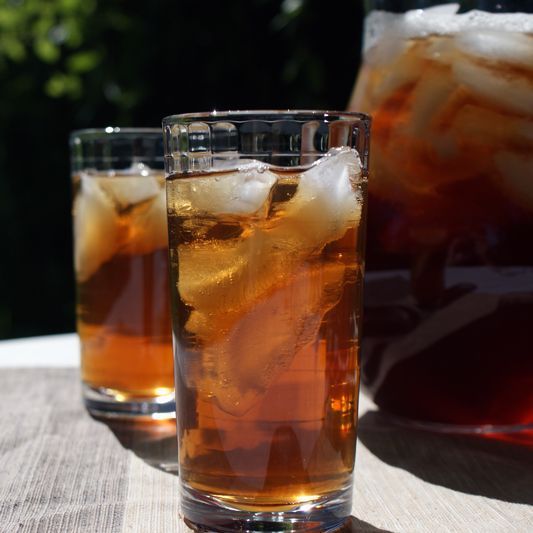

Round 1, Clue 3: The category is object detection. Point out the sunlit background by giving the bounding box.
[0,0,364,339]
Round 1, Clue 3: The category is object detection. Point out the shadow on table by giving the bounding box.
[93,417,392,532]
[357,410,533,505]
[96,416,180,475]
[337,517,393,533]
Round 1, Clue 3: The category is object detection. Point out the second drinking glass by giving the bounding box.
[70,128,174,419]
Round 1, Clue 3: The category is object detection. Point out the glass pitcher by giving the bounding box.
[349,1,533,435]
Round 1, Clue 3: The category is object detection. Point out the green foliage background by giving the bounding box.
[0,0,364,339]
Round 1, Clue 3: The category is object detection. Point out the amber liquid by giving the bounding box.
[73,172,173,398]
[167,161,365,508]
[78,249,173,397]
[350,31,533,428]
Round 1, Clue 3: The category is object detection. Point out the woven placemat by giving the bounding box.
[0,368,531,532]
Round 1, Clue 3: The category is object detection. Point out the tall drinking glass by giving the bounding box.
[163,111,370,531]
[70,128,174,419]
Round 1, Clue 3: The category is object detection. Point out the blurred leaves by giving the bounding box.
[0,0,100,101]
[0,0,363,339]
[34,38,60,63]
[0,0,362,110]
[67,50,101,73]
[0,0,365,116]
[45,71,81,97]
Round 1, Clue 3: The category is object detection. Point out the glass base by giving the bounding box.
[378,410,533,444]
[180,484,353,532]
[83,383,175,420]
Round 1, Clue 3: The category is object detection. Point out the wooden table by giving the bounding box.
[0,334,531,532]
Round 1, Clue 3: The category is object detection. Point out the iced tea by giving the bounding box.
[350,5,533,428]
[165,109,369,530]
[72,165,173,411]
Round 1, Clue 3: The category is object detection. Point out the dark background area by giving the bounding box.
[0,0,364,340]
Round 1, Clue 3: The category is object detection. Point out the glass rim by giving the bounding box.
[162,109,371,125]
[69,127,162,141]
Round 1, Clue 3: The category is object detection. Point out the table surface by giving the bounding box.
[0,334,531,533]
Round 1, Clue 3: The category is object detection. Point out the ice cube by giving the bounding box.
[363,10,404,55]
[494,151,533,211]
[371,41,426,104]
[451,105,533,149]
[406,66,457,136]
[177,163,277,217]
[277,148,363,247]
[368,4,533,43]
[452,55,533,117]
[73,174,119,282]
[98,174,161,210]
[199,261,347,416]
[363,4,459,54]
[422,34,457,65]
[456,31,533,70]
[365,34,408,68]
[178,148,363,323]
[178,232,268,319]
[402,3,461,37]
[122,187,168,255]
